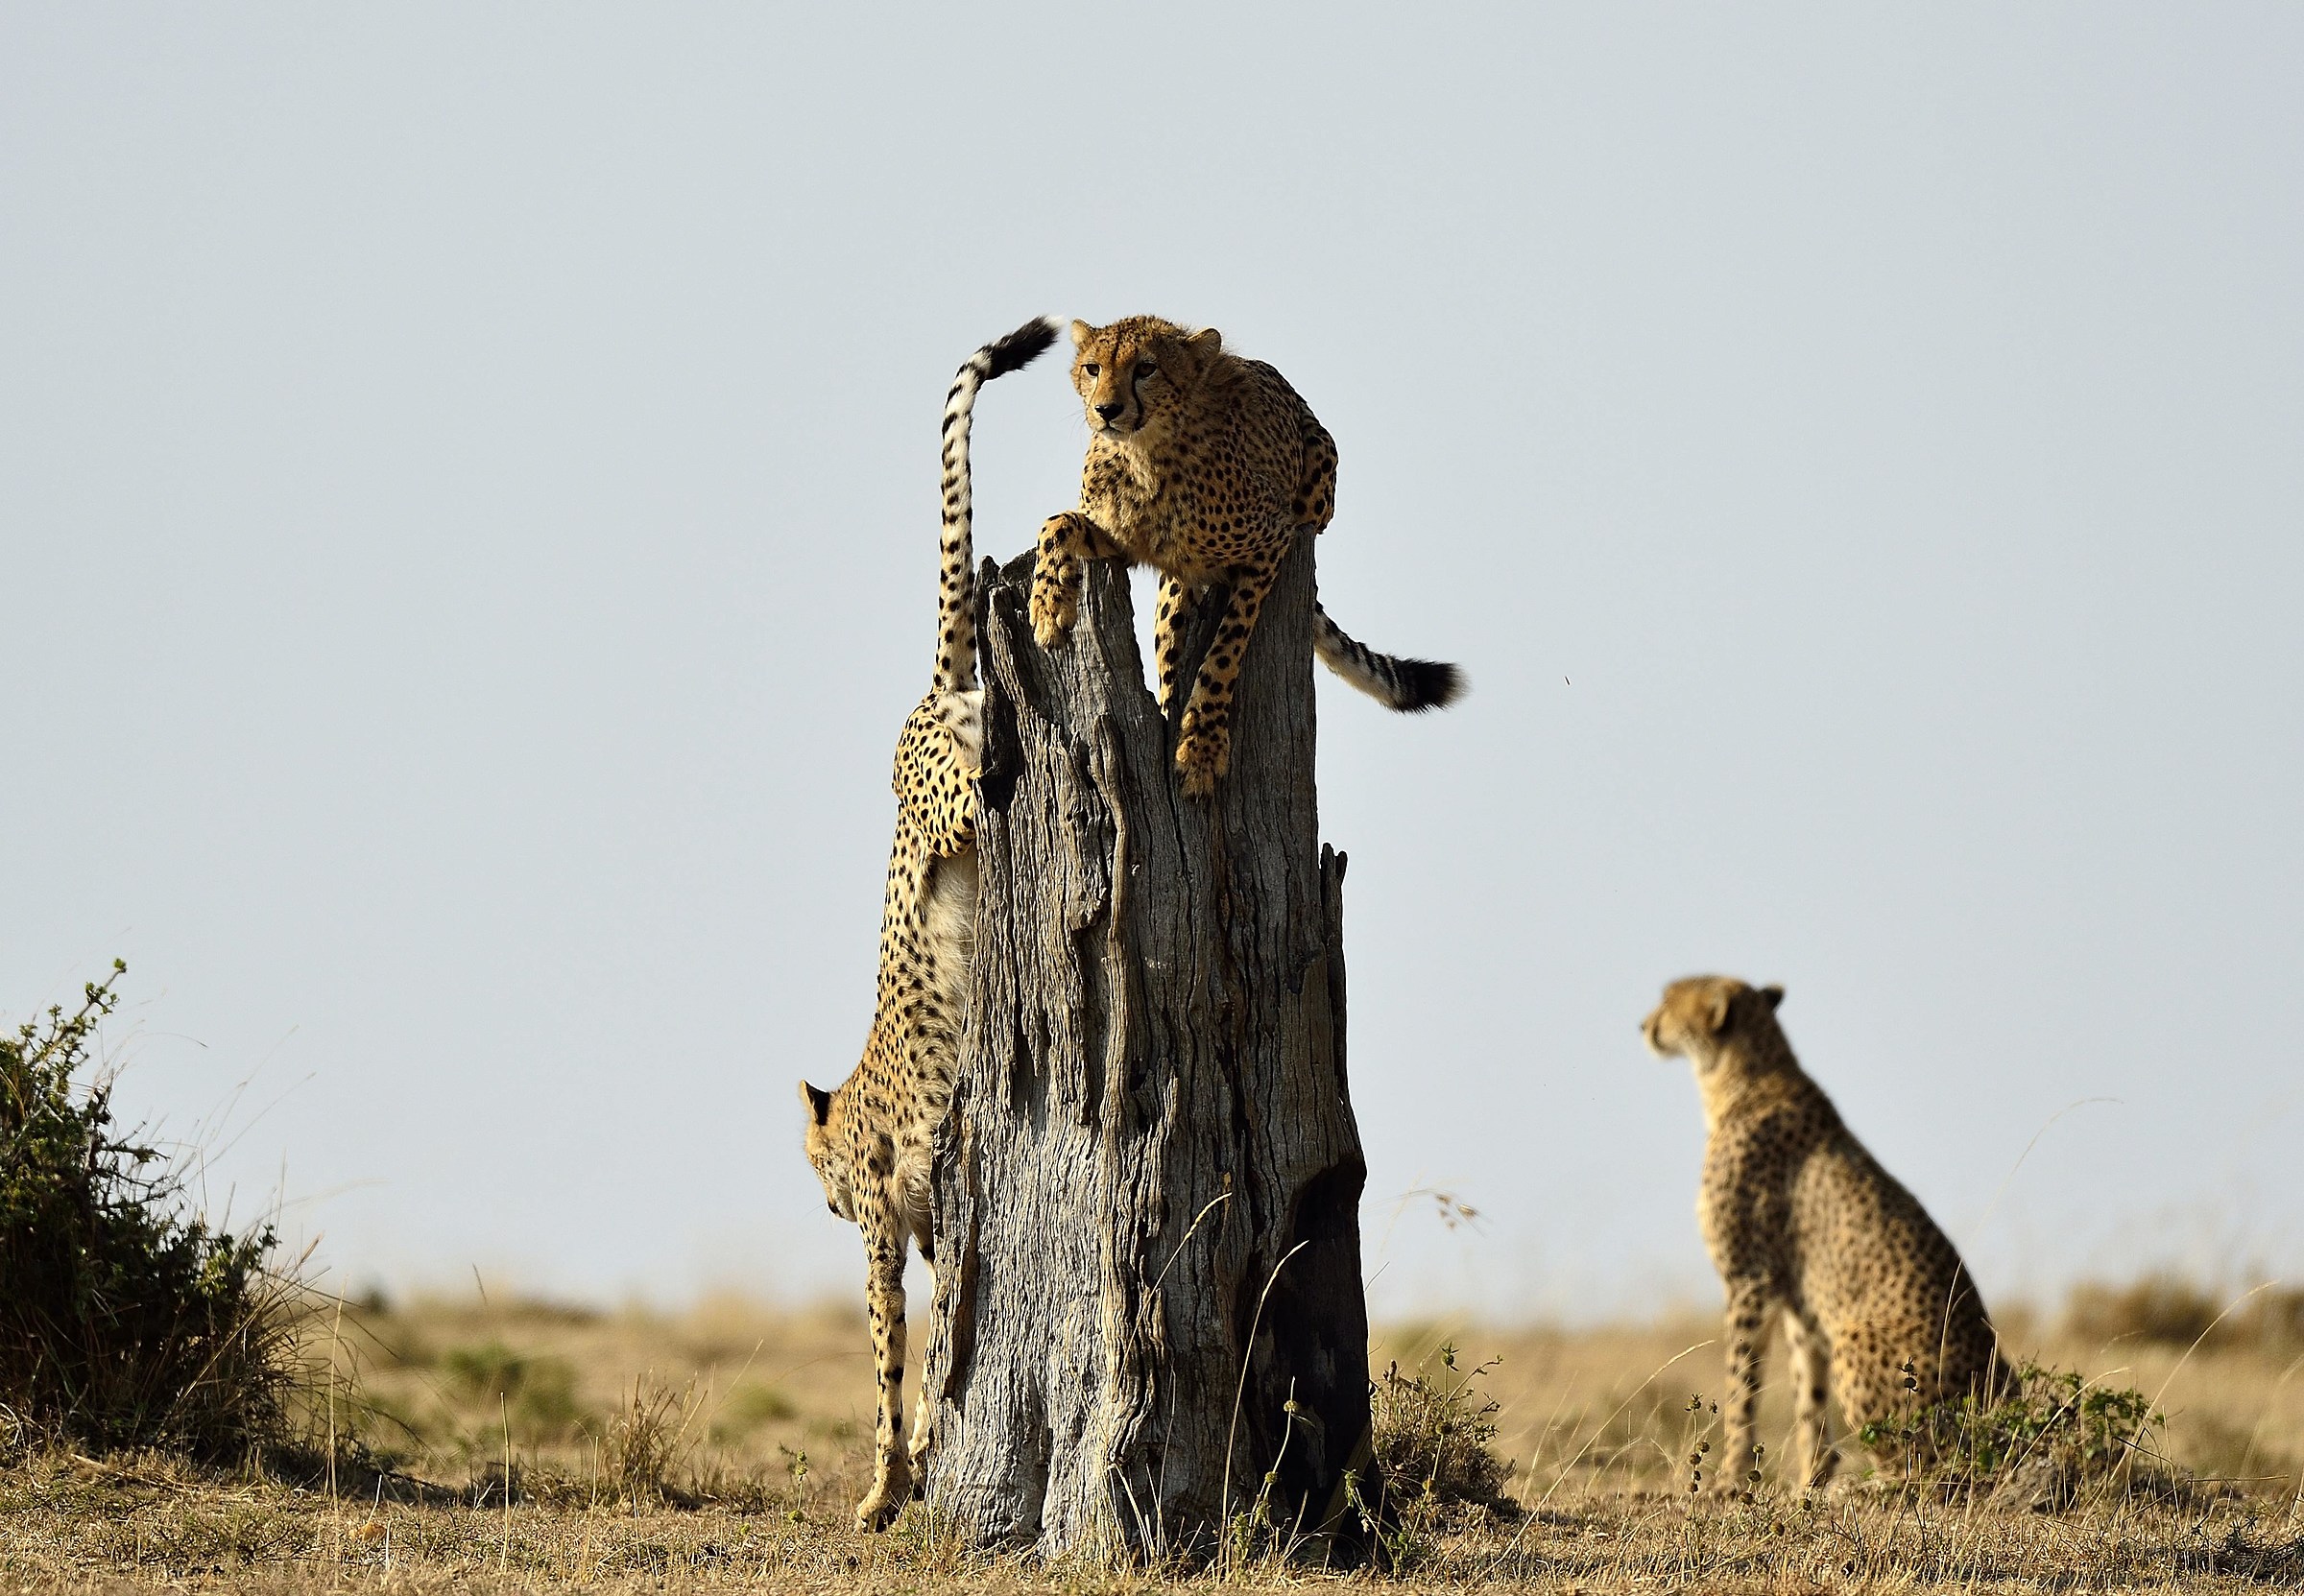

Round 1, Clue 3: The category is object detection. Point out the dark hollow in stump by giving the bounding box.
[920,538,1370,1563]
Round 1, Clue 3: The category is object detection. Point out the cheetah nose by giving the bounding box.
[1094,402,1124,423]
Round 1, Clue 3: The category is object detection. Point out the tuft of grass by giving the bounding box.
[0,964,300,1463]
[593,1375,701,1506]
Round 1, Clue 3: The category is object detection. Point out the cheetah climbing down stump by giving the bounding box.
[1029,316,1463,797]
[1642,976,2014,1491]
[798,315,1058,1531]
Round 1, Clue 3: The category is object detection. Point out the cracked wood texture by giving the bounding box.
[920,538,1370,1563]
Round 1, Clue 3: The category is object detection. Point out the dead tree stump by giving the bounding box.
[919,538,1370,1563]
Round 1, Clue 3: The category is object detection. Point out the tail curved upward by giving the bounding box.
[1312,605,1465,713]
[935,316,1063,693]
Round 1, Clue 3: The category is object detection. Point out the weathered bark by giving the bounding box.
[919,538,1369,1564]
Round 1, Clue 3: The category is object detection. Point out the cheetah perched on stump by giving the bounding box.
[1642,976,2013,1491]
[1029,315,1463,796]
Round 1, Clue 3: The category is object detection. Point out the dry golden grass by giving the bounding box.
[2,1290,2301,1593]
[1383,1302,2304,1504]
[321,1290,875,1505]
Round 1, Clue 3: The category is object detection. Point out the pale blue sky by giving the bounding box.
[4,5,2299,1322]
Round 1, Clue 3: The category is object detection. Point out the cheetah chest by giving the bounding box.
[1092,440,1284,586]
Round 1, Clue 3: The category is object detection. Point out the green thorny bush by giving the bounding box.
[1342,1343,1516,1565]
[0,963,296,1462]
[1859,1358,2188,1509]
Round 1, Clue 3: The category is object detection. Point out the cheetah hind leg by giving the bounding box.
[906,1378,934,1494]
[943,688,983,771]
[1784,1309,1838,1489]
[1151,573,1201,711]
[903,1200,937,1492]
[895,690,986,859]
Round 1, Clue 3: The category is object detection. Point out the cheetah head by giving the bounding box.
[798,1080,855,1223]
[1069,316,1223,440]
[1642,976,1785,1065]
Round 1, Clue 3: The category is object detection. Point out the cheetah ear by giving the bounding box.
[1759,985,1786,1012]
[799,1080,832,1125]
[1188,326,1223,359]
[1698,989,1734,1036]
[1068,319,1093,348]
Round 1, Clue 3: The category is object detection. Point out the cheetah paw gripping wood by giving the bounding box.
[1030,316,1463,798]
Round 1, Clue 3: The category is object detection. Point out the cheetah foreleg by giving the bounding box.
[1715,1277,1775,1494]
[1173,551,1282,798]
[1029,512,1123,650]
[852,1196,913,1531]
[1784,1310,1837,1489]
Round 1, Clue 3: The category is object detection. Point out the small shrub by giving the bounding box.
[0,965,296,1462]
[442,1340,527,1398]
[1365,1344,1514,1529]
[1859,1360,2182,1508]
[2237,1287,2304,1355]
[712,1381,797,1440]
[443,1341,581,1437]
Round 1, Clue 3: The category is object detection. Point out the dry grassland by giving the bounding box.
[3,1291,2302,1593]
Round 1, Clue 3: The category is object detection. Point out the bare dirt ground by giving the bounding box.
[3,1292,2301,1593]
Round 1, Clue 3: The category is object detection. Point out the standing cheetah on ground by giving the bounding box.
[1029,316,1463,796]
[1642,976,2013,1490]
[798,316,1058,1531]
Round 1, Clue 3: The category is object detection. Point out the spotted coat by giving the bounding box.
[1029,316,1463,797]
[1643,976,2013,1491]
[799,317,1055,1531]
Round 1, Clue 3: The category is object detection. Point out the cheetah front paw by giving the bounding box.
[853,1452,912,1532]
[1030,577,1079,650]
[1174,718,1230,798]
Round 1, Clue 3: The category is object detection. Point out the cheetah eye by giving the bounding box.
[1081,363,1100,377]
